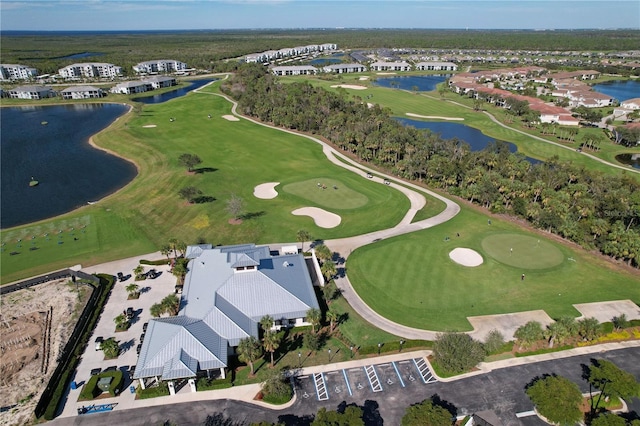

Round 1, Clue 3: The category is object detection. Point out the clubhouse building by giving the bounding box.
[132,243,320,394]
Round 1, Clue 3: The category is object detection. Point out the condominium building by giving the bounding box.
[0,64,38,81]
[133,60,187,74]
[58,63,123,79]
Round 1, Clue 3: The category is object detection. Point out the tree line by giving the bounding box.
[221,64,640,267]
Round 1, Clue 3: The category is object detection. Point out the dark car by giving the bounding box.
[95,336,104,351]
[128,366,136,380]
[142,322,148,332]
[90,368,102,376]
[104,365,117,372]
[117,272,124,282]
[140,333,145,343]
[147,269,157,279]
[136,343,142,355]
[126,307,134,319]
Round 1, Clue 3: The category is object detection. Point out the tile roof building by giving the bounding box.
[133,244,320,393]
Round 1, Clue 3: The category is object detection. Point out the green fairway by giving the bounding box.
[1,82,409,283]
[481,233,564,269]
[282,178,369,209]
[347,208,640,331]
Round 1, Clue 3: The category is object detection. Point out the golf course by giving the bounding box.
[2,72,639,335]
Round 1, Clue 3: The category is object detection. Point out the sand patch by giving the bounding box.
[142,124,157,128]
[377,72,397,75]
[254,182,280,199]
[406,113,464,121]
[330,84,367,90]
[292,207,341,228]
[222,115,240,121]
[359,76,369,81]
[449,248,483,267]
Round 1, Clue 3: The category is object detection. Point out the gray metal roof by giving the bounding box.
[61,86,102,93]
[185,244,212,259]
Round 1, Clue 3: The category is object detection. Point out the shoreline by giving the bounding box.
[0,102,139,231]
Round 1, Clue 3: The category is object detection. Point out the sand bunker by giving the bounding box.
[406,113,464,121]
[254,182,280,199]
[330,84,367,90]
[292,207,341,228]
[222,115,240,121]
[377,72,397,75]
[142,124,157,128]
[359,76,369,81]
[449,248,483,267]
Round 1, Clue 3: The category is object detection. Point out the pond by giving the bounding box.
[591,80,640,102]
[55,52,105,60]
[396,118,540,164]
[133,78,215,104]
[373,75,449,92]
[0,104,136,229]
[615,153,640,169]
[309,58,342,66]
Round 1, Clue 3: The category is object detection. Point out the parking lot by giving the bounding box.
[60,253,175,416]
[294,356,437,403]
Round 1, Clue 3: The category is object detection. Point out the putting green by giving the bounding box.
[481,233,564,269]
[282,178,369,209]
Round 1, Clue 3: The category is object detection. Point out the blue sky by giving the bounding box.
[1,1,638,32]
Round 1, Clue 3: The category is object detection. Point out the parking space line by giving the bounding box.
[364,365,383,392]
[391,361,405,388]
[413,357,437,384]
[314,372,329,401]
[342,369,353,396]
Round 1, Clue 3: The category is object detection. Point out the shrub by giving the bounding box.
[483,329,506,354]
[136,382,170,399]
[196,375,232,391]
[433,332,485,375]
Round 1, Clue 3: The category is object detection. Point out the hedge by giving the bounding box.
[196,375,233,391]
[515,345,573,357]
[139,259,170,266]
[78,371,124,400]
[136,382,170,399]
[37,274,115,420]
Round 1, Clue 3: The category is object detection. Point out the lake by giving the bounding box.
[591,80,640,102]
[0,104,136,229]
[133,78,214,104]
[373,75,449,92]
[396,118,539,163]
[615,153,640,169]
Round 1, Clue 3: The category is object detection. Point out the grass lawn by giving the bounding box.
[347,208,640,331]
[1,82,408,284]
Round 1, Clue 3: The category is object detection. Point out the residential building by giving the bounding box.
[414,61,458,71]
[369,61,412,72]
[271,65,318,76]
[8,85,56,99]
[60,85,106,99]
[143,76,177,89]
[133,60,187,74]
[58,63,123,79]
[621,98,640,110]
[110,81,152,95]
[0,64,38,81]
[323,63,367,74]
[133,243,320,394]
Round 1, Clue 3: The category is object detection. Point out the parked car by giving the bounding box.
[142,322,148,332]
[140,333,145,343]
[147,269,157,279]
[90,368,102,376]
[95,336,103,351]
[384,179,391,185]
[128,366,136,380]
[366,173,373,178]
[126,307,134,319]
[104,365,117,372]
[117,272,124,282]
[136,343,142,355]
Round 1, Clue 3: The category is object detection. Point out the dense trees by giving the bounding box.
[526,375,583,425]
[237,336,262,376]
[433,332,485,375]
[401,399,453,426]
[222,67,640,268]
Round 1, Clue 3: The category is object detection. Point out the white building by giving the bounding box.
[133,60,187,74]
[60,85,105,99]
[8,85,56,99]
[414,61,458,71]
[0,64,38,81]
[110,81,152,95]
[58,63,123,79]
[323,63,367,74]
[132,244,320,394]
[271,65,318,76]
[142,76,177,89]
[369,61,412,72]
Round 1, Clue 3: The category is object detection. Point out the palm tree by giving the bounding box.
[320,261,337,282]
[162,294,180,316]
[125,283,140,299]
[160,245,172,261]
[172,262,187,285]
[296,229,311,252]
[260,315,274,335]
[133,265,144,280]
[114,314,129,331]
[101,337,120,359]
[237,336,262,376]
[262,331,281,368]
[306,308,321,334]
[313,243,332,262]
[150,302,164,318]
[326,308,339,333]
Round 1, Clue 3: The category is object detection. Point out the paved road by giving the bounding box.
[51,346,640,426]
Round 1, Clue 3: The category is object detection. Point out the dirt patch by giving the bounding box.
[0,279,88,426]
[228,218,243,225]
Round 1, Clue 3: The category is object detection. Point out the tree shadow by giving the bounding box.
[240,211,265,220]
[277,413,313,426]
[193,196,216,204]
[431,393,458,418]
[193,167,218,174]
